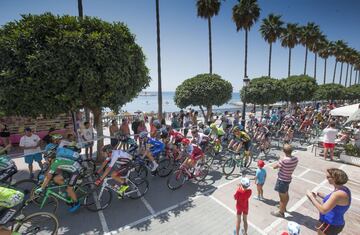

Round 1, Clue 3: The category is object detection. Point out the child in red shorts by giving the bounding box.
[234,177,252,235]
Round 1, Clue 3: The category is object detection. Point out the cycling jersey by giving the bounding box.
[234,131,251,142]
[144,137,165,157]
[0,186,24,209]
[192,133,209,145]
[189,145,203,161]
[106,150,132,168]
[170,130,185,144]
[56,147,80,161]
[211,127,225,138]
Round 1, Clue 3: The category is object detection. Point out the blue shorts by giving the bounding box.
[274,179,290,193]
[24,153,42,165]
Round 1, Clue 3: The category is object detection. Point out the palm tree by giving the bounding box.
[349,50,359,86]
[299,22,319,75]
[259,14,283,77]
[156,0,163,118]
[196,0,222,74]
[331,40,346,83]
[78,0,83,18]
[318,39,332,84]
[338,45,349,85]
[344,48,354,87]
[280,23,300,77]
[308,30,324,80]
[232,0,260,78]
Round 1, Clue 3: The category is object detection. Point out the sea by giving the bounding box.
[120,91,242,113]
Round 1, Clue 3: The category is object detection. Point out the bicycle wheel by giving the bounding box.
[241,152,253,169]
[129,164,148,181]
[81,159,96,178]
[204,149,215,166]
[157,158,173,177]
[14,212,59,235]
[84,184,112,212]
[194,163,210,182]
[222,157,236,176]
[13,179,37,200]
[127,178,149,199]
[22,195,59,215]
[167,170,186,190]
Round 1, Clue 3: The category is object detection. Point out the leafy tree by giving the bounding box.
[259,14,283,77]
[232,0,260,78]
[314,84,345,102]
[346,84,360,101]
[196,0,222,74]
[281,75,318,104]
[174,74,232,123]
[240,76,281,116]
[280,23,300,77]
[0,13,150,156]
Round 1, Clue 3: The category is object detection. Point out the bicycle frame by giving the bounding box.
[98,176,138,199]
[40,184,87,209]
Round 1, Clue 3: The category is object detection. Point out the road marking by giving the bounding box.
[93,191,110,233]
[141,197,156,215]
[209,195,267,235]
[264,164,345,234]
[296,168,311,178]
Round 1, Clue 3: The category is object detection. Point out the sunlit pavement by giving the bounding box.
[11,137,360,235]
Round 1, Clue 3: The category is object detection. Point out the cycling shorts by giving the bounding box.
[243,141,251,151]
[113,165,131,177]
[0,166,17,182]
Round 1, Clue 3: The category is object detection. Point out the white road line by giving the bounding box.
[209,195,267,235]
[93,192,110,233]
[141,197,156,215]
[296,168,311,178]
[264,164,345,234]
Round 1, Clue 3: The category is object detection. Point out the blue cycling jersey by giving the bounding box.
[56,147,79,161]
[145,138,165,155]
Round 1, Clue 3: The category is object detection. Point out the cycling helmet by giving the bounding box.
[232,126,240,132]
[240,177,250,188]
[287,222,300,235]
[51,134,63,140]
[257,160,265,168]
[238,124,244,131]
[153,120,161,129]
[203,127,211,135]
[139,131,148,139]
[181,138,190,145]
[160,128,168,139]
[198,122,204,129]
[210,123,217,129]
[102,144,113,153]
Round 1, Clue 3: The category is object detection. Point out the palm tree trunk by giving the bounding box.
[314,53,317,80]
[244,29,248,78]
[78,0,83,18]
[208,17,213,74]
[288,48,292,77]
[304,47,308,75]
[156,0,163,119]
[323,58,327,84]
[268,43,272,77]
[349,65,353,86]
[345,63,349,87]
[339,62,344,85]
[332,61,337,83]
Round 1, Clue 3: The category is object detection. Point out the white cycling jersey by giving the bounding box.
[106,150,132,168]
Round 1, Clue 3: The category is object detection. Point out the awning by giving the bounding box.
[330,103,360,117]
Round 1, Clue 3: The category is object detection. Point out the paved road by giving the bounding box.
[11,135,360,235]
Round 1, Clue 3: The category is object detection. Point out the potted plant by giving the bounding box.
[340,144,360,166]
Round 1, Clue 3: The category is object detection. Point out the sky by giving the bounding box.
[1,0,359,91]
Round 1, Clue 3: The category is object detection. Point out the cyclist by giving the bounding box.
[190,128,209,151]
[179,138,204,176]
[209,123,225,152]
[228,126,251,155]
[36,146,83,212]
[254,121,271,150]
[298,117,312,133]
[95,145,133,197]
[0,186,24,235]
[138,131,165,173]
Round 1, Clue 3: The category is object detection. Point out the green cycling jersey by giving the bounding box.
[49,158,81,174]
[211,127,225,137]
[0,186,23,209]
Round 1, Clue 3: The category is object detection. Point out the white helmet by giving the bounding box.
[240,177,250,188]
[288,222,300,235]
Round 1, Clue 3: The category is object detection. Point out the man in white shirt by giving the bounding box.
[81,121,94,159]
[322,122,338,161]
[19,127,43,178]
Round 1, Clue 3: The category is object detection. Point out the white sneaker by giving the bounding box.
[151,162,158,171]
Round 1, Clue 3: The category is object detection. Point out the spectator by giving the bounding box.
[281,221,301,235]
[254,160,266,200]
[81,121,94,159]
[109,120,119,148]
[183,112,191,137]
[119,118,130,150]
[234,177,252,235]
[179,110,185,128]
[322,122,338,161]
[0,122,11,152]
[19,127,43,179]
[234,110,241,126]
[171,113,180,131]
[42,127,56,145]
[64,123,76,138]
[0,144,11,155]
[192,111,198,127]
[307,168,351,235]
[271,144,298,218]
[353,124,360,148]
[131,117,140,143]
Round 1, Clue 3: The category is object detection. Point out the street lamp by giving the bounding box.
[241,76,250,127]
